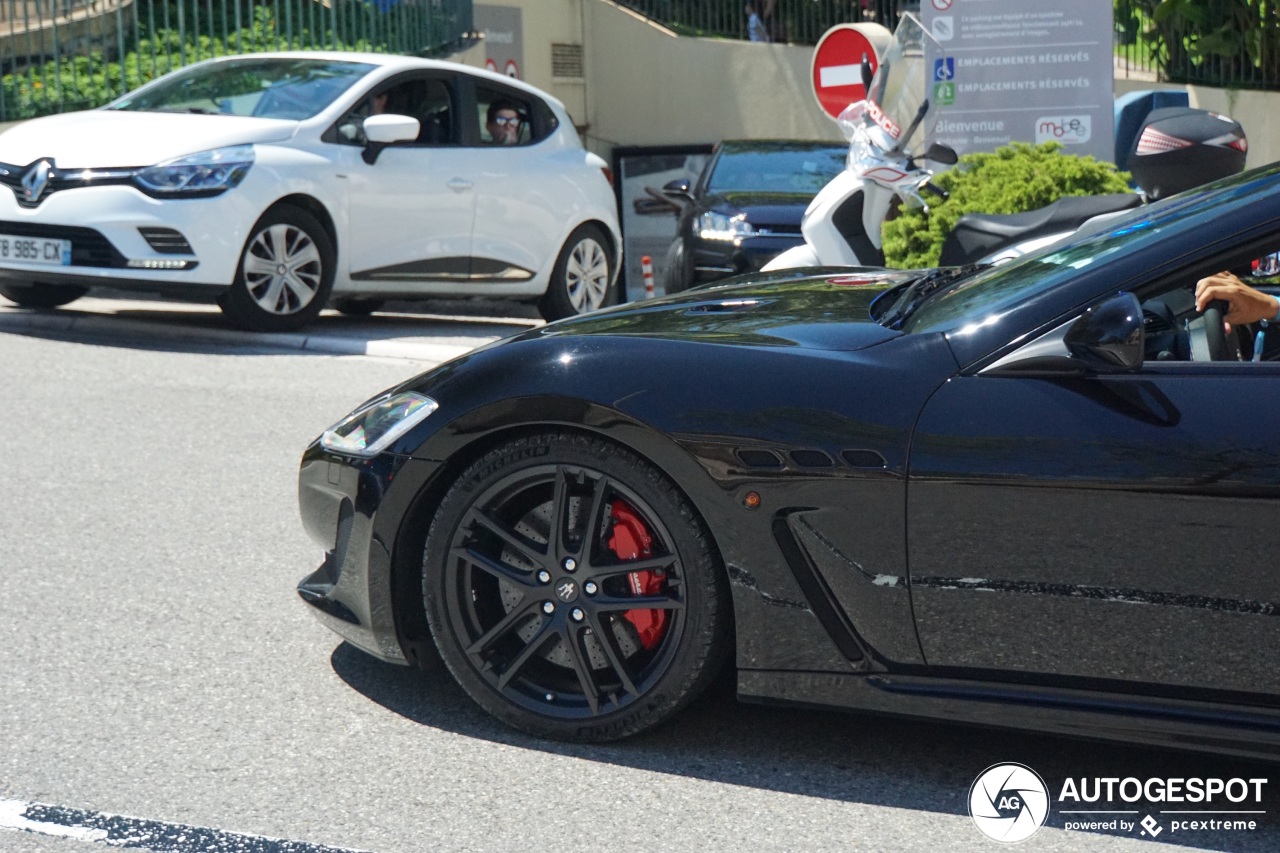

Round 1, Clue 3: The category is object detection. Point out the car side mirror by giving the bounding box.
[361,114,421,164]
[661,178,693,200]
[983,292,1145,376]
[925,142,958,165]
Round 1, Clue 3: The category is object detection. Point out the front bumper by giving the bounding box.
[297,444,441,665]
[0,180,263,289]
[692,233,804,284]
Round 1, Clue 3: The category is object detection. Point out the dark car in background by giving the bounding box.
[659,139,845,293]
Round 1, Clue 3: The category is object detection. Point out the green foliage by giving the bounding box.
[1117,0,1280,88]
[0,1,445,120]
[881,142,1132,269]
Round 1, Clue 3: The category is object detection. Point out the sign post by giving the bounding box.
[810,24,892,120]
[920,0,1115,161]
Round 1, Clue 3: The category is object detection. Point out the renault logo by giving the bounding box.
[21,159,53,203]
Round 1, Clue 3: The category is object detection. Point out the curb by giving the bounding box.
[0,308,478,364]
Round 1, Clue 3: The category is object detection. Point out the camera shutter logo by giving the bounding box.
[969,763,1050,843]
[21,159,53,203]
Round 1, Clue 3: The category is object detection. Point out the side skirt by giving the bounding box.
[738,670,1280,761]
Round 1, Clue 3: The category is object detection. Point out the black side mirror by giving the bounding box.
[983,292,1145,376]
[661,178,693,200]
[861,54,874,90]
[1065,292,1145,372]
[925,142,958,165]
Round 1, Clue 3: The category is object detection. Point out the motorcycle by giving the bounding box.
[766,12,1249,274]
[939,106,1248,267]
[763,12,955,272]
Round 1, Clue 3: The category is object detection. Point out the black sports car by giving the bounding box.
[660,139,846,293]
[299,164,1280,755]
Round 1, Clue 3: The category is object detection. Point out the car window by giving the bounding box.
[706,146,846,194]
[901,167,1280,335]
[335,77,454,146]
[109,58,376,119]
[473,87,539,147]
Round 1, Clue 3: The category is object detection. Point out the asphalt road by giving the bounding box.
[1,313,1277,853]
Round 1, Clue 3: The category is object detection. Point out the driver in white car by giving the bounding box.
[1195,272,1280,324]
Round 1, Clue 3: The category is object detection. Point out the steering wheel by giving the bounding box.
[1200,299,1242,361]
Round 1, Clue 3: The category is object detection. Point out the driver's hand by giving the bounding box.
[1194,271,1280,324]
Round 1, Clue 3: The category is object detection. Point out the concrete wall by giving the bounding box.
[464,0,1280,168]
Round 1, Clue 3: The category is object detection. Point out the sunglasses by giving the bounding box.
[491,115,521,126]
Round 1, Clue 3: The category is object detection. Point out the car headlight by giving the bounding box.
[698,211,756,242]
[134,144,255,196]
[320,392,438,457]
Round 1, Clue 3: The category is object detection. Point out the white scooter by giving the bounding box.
[764,12,955,272]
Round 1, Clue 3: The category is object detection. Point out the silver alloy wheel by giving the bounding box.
[242,223,323,316]
[564,237,610,314]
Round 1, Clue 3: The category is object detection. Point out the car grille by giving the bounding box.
[0,220,126,267]
[0,162,136,208]
[138,227,193,255]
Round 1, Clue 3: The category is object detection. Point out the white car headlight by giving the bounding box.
[134,144,255,196]
[698,211,756,242]
[320,392,438,457]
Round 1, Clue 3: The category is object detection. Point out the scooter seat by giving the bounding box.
[939,194,1143,266]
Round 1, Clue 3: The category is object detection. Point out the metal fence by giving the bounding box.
[615,0,912,45]
[1112,1,1280,91]
[0,0,473,121]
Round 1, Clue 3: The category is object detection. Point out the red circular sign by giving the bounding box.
[811,25,884,120]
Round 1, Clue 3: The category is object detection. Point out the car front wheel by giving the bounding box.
[424,432,731,741]
[538,225,614,321]
[220,206,335,332]
[0,283,88,308]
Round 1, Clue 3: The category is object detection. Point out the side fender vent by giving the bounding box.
[736,448,784,468]
[841,449,887,469]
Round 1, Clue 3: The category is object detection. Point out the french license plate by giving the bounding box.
[0,234,71,265]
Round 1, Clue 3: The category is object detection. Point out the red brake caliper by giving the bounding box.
[606,500,668,650]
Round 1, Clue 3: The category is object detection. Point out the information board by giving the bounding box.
[920,0,1115,162]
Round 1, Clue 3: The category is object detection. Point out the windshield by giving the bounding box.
[864,12,940,158]
[109,58,376,120]
[900,165,1280,334]
[707,144,847,194]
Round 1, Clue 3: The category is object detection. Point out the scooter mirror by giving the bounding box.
[925,143,958,165]
[861,54,874,90]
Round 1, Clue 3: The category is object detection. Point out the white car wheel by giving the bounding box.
[540,225,614,321]
[221,206,335,332]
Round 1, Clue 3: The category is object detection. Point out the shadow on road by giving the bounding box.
[331,642,1279,851]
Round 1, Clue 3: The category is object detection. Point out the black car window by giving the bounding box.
[706,146,846,194]
[334,76,454,146]
[473,86,545,147]
[901,168,1280,335]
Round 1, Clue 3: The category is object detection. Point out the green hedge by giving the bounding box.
[882,142,1132,269]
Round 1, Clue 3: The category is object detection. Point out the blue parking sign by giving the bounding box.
[934,57,954,81]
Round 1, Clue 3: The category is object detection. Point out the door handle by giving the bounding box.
[448,178,474,192]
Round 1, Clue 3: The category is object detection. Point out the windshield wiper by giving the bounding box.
[873,263,990,329]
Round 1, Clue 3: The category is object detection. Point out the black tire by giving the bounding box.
[661,238,690,295]
[424,432,731,742]
[333,297,385,316]
[0,283,88,309]
[220,205,335,332]
[538,224,615,321]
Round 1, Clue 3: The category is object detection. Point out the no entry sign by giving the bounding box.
[810,23,892,120]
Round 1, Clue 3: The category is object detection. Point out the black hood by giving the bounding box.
[527,269,914,351]
[707,190,814,228]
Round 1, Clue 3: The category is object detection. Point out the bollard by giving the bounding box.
[641,255,655,299]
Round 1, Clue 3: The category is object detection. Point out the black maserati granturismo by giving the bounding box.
[298,163,1280,757]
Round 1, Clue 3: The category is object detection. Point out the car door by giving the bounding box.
[338,73,476,284]
[461,82,572,281]
[906,310,1280,699]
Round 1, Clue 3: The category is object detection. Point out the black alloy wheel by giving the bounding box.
[424,433,731,741]
[220,205,335,332]
[0,283,88,308]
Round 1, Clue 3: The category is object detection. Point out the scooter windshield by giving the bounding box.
[864,13,941,159]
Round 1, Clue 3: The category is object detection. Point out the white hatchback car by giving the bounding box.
[0,52,621,330]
